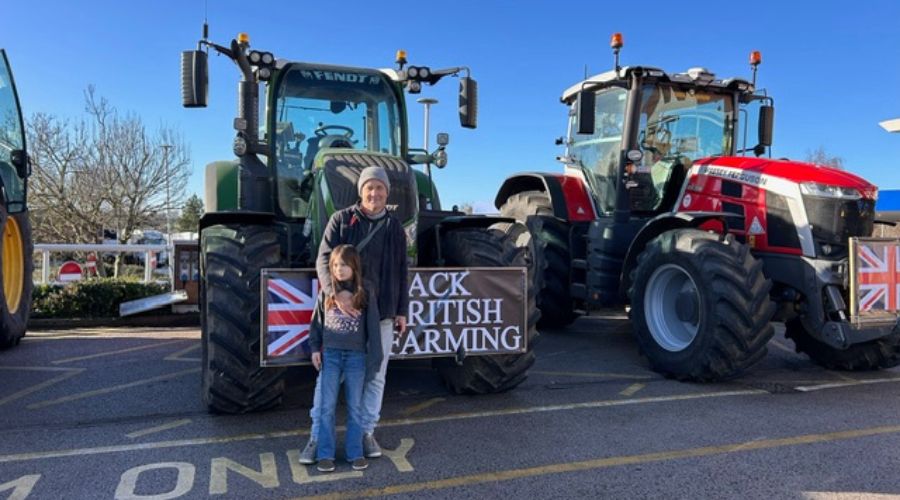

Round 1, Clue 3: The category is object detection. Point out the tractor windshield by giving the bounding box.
[631,84,733,212]
[0,51,26,212]
[272,65,402,217]
[566,86,627,214]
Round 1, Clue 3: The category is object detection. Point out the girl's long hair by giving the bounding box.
[325,244,367,310]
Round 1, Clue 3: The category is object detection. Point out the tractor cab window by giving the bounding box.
[273,66,402,217]
[0,51,26,211]
[567,86,627,214]
[631,84,733,213]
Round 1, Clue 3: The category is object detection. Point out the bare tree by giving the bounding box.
[26,87,191,246]
[804,146,844,170]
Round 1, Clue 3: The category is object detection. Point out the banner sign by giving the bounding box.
[260,267,528,367]
[849,237,900,324]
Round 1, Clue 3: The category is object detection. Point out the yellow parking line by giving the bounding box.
[164,343,202,362]
[0,368,84,407]
[51,340,187,365]
[619,383,645,397]
[27,367,201,410]
[532,370,653,380]
[126,419,192,439]
[299,423,900,500]
[795,377,900,392]
[0,389,765,464]
[402,398,445,416]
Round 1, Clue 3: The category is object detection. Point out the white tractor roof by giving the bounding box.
[560,66,753,103]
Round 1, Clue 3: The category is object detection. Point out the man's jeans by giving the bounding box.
[309,319,394,437]
[316,348,366,461]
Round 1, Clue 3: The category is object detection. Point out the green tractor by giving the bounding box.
[0,49,33,348]
[182,30,537,413]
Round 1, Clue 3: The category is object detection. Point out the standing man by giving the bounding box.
[299,166,409,464]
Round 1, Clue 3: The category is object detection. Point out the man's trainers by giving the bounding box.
[316,459,335,473]
[351,457,369,471]
[298,439,317,465]
[363,432,382,458]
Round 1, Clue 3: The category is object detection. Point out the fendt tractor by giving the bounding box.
[497,34,900,380]
[0,49,33,349]
[182,29,537,413]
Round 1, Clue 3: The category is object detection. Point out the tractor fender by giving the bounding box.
[494,172,595,222]
[619,211,729,296]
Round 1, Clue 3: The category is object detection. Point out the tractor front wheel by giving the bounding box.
[629,229,775,381]
[500,190,577,328]
[0,206,33,348]
[786,318,900,371]
[433,222,539,393]
[200,224,286,413]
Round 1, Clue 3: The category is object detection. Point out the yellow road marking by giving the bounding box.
[532,370,653,380]
[51,340,187,365]
[619,383,645,397]
[401,398,444,416]
[0,389,764,464]
[0,368,84,407]
[126,419,193,439]
[26,367,201,410]
[297,423,900,500]
[164,343,202,362]
[383,438,415,472]
[795,376,900,392]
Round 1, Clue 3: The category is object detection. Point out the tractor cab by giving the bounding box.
[563,55,772,219]
[269,63,408,220]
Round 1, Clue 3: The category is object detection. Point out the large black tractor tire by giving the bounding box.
[785,318,900,371]
[433,222,539,393]
[200,224,286,413]
[629,229,775,381]
[500,190,577,328]
[0,207,33,349]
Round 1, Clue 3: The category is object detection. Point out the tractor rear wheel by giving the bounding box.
[200,224,286,413]
[629,229,775,381]
[785,318,900,370]
[500,190,577,328]
[0,206,33,349]
[433,222,539,393]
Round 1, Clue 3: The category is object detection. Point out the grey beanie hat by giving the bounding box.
[357,166,391,196]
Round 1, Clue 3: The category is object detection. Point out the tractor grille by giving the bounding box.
[802,196,875,259]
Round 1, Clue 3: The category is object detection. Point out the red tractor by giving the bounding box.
[497,35,900,380]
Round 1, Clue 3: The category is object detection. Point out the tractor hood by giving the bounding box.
[693,156,878,200]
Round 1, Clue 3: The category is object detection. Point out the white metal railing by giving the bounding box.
[34,243,169,284]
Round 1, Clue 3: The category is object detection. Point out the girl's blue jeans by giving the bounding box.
[316,348,366,461]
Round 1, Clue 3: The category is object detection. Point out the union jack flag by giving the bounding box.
[857,242,900,312]
[265,273,319,358]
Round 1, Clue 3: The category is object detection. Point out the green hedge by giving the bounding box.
[31,279,169,319]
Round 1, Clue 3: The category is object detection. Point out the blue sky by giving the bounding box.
[3,1,900,212]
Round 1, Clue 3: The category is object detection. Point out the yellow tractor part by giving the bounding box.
[2,216,24,314]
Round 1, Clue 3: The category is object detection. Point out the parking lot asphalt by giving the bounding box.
[2,311,900,499]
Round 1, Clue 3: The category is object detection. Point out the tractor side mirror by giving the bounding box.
[576,90,595,135]
[758,105,774,147]
[459,77,478,129]
[10,149,30,179]
[181,50,209,108]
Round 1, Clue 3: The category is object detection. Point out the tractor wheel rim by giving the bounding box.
[2,216,24,314]
[644,263,699,352]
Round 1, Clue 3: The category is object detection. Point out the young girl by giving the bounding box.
[308,244,383,472]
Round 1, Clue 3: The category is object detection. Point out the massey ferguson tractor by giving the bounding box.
[182,29,537,413]
[0,49,33,349]
[497,34,900,380]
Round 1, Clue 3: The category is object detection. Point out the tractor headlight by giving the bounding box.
[433,149,448,168]
[799,182,861,200]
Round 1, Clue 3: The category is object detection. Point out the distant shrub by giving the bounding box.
[31,279,168,318]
